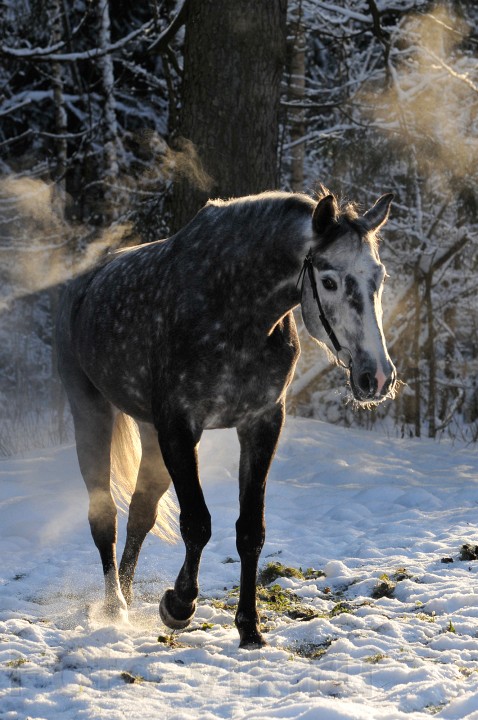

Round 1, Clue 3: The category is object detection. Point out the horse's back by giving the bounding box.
[56,196,306,427]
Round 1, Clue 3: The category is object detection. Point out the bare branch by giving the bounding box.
[0,99,31,117]
[1,18,155,62]
[365,0,391,64]
[147,0,190,52]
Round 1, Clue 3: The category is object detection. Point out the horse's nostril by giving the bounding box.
[358,371,376,396]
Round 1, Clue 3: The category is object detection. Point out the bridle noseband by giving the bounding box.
[297,251,352,370]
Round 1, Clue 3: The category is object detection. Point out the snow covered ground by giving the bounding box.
[1,417,478,719]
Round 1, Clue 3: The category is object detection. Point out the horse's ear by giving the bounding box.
[312,194,339,235]
[363,193,394,232]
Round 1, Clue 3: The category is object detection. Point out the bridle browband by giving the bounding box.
[297,251,352,370]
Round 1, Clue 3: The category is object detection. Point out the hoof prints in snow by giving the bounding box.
[1,418,478,719]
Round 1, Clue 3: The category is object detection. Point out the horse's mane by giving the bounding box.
[206,187,362,226]
[205,190,315,215]
[202,188,374,251]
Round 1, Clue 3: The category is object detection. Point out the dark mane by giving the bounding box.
[192,191,318,249]
[199,188,375,255]
[205,190,315,223]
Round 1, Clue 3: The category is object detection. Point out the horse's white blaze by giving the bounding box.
[360,270,394,394]
[356,281,378,357]
[372,294,391,396]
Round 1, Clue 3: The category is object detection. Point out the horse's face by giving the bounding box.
[301,194,396,404]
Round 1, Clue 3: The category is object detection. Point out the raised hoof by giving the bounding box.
[159,588,196,630]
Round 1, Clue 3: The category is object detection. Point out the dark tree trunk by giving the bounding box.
[288,7,306,191]
[424,271,437,439]
[412,274,422,437]
[169,0,287,232]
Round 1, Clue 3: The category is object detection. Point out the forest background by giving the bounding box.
[1,0,477,455]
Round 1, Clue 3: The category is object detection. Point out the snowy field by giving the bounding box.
[1,417,478,720]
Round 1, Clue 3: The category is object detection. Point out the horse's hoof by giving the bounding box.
[159,588,196,630]
[238,631,267,649]
[103,601,129,624]
[119,581,133,607]
[236,612,266,648]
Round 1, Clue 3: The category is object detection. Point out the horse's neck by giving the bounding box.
[194,231,302,333]
[165,206,309,333]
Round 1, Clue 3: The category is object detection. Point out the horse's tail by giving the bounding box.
[110,412,178,542]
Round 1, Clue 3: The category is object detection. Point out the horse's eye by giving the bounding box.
[322,277,337,291]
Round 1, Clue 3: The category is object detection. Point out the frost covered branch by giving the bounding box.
[0,18,155,62]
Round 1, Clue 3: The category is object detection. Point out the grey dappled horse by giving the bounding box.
[56,189,396,648]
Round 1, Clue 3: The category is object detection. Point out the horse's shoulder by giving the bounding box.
[268,313,300,358]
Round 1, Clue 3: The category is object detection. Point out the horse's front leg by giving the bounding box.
[235,404,285,648]
[157,413,211,630]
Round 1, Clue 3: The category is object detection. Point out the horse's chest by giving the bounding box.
[207,362,281,423]
[198,332,299,429]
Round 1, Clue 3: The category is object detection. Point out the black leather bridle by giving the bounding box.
[297,251,352,370]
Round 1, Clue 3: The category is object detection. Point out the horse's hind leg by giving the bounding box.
[66,368,127,619]
[119,422,172,606]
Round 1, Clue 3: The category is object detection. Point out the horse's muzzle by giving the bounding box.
[350,364,396,403]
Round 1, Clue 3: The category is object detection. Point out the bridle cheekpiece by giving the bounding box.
[297,251,352,370]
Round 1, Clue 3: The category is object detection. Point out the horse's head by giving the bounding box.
[300,192,396,404]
